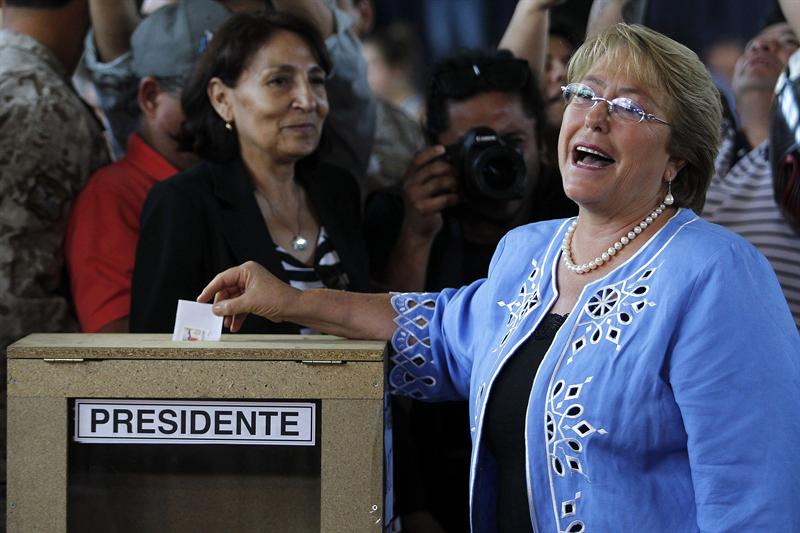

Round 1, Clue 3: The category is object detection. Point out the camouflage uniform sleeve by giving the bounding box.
[0,72,108,354]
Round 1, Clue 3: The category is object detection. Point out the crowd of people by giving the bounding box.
[1,0,800,531]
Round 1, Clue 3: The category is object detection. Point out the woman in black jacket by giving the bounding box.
[131,11,370,333]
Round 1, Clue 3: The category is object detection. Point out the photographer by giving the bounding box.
[364,49,575,532]
[366,49,576,293]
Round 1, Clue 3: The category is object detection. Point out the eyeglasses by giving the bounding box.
[561,82,670,125]
[436,58,531,98]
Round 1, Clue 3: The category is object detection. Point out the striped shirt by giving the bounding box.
[276,226,350,334]
[703,121,800,328]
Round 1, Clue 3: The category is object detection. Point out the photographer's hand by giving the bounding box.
[402,145,460,239]
[385,145,459,291]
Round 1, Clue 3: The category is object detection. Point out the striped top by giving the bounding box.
[703,121,800,328]
[276,226,350,334]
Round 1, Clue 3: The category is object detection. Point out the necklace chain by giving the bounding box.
[255,187,309,252]
[561,202,668,275]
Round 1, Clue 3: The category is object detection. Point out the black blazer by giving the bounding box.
[130,157,371,333]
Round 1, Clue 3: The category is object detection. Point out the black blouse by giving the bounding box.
[483,313,567,532]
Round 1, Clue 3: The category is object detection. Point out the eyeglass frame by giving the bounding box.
[560,82,670,126]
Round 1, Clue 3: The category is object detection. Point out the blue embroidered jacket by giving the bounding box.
[389,209,800,532]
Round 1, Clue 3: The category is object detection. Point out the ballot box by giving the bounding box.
[6,334,386,532]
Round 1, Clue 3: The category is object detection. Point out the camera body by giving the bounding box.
[442,126,527,201]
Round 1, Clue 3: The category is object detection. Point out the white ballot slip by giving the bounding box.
[172,299,223,341]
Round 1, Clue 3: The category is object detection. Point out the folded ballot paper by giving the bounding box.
[172,299,223,341]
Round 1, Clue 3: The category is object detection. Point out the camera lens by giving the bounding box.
[480,154,517,191]
[471,146,525,199]
[452,126,527,201]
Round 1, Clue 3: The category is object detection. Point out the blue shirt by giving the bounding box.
[389,209,800,532]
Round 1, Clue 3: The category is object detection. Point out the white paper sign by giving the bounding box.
[172,299,223,341]
[74,400,316,446]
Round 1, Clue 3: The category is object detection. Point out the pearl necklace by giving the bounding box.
[561,201,670,274]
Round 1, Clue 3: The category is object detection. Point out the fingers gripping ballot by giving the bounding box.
[197,261,298,333]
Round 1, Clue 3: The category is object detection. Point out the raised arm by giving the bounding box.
[498,0,566,79]
[585,0,648,39]
[88,0,140,62]
[198,261,397,341]
[779,0,800,42]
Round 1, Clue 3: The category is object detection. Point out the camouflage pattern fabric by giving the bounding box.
[0,29,109,354]
[0,29,109,507]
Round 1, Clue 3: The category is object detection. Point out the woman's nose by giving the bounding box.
[292,78,316,111]
[584,100,611,131]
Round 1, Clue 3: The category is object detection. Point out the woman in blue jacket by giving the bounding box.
[199,24,800,532]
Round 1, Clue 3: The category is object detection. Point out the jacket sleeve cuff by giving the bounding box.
[388,292,441,400]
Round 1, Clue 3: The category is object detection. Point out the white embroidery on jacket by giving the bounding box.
[495,259,541,351]
[547,263,661,531]
[568,266,658,362]
[389,293,438,399]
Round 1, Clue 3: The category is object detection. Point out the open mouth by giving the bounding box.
[573,145,616,168]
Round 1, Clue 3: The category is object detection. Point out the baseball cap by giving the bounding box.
[131,0,231,79]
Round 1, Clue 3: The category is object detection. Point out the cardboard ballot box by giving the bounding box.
[6,334,386,532]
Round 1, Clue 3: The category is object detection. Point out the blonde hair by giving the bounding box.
[568,24,722,212]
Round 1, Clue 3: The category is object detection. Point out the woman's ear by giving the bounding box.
[207,77,232,122]
[664,157,686,181]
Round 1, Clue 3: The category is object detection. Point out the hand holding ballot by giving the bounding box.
[197,261,300,333]
[198,261,396,341]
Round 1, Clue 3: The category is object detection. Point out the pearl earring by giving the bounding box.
[664,180,674,206]
[225,120,233,131]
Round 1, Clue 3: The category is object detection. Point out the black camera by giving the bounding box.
[442,126,527,201]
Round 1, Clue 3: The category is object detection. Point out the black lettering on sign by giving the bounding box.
[215,410,233,435]
[258,411,279,435]
[114,409,133,433]
[137,409,156,434]
[237,411,256,435]
[190,410,210,434]
[91,409,109,433]
[159,409,178,434]
[281,411,300,436]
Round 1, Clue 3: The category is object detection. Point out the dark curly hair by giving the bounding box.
[176,11,332,163]
[424,49,545,148]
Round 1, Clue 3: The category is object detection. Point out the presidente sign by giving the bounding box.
[74,399,316,446]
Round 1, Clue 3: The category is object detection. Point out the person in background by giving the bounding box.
[701,12,800,327]
[541,22,579,162]
[83,0,267,159]
[0,0,109,520]
[130,11,371,333]
[199,23,800,532]
[498,0,579,167]
[86,0,377,186]
[368,50,575,293]
[65,0,230,333]
[362,22,424,119]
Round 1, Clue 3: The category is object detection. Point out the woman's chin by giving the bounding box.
[278,143,320,161]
